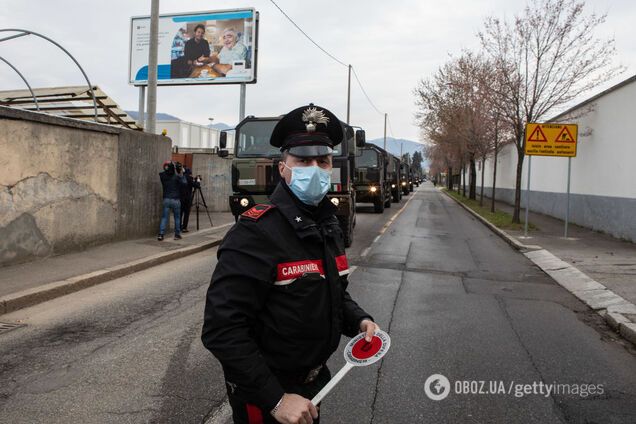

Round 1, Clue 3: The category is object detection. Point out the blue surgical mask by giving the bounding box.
[283,163,331,206]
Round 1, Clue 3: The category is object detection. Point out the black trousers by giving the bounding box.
[180,199,192,230]
[228,366,331,424]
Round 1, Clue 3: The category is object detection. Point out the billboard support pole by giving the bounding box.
[146,0,159,133]
[346,65,351,124]
[239,83,246,121]
[137,85,146,129]
[564,157,572,238]
[524,155,532,237]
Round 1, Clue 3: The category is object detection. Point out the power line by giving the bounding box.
[351,66,383,116]
[386,115,396,138]
[267,0,347,67]
[268,0,393,134]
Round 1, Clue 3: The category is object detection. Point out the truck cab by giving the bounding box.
[355,144,392,213]
[400,162,412,195]
[387,153,402,203]
[218,116,364,247]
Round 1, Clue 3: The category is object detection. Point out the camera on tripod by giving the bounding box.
[195,174,202,183]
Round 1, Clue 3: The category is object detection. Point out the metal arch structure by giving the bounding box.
[0,55,39,111]
[0,28,98,122]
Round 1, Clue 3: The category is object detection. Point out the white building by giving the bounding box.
[126,111,224,150]
[476,74,636,242]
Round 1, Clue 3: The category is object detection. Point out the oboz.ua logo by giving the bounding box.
[424,373,451,401]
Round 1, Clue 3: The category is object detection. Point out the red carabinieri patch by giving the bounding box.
[274,254,350,285]
[241,204,276,220]
[276,259,325,285]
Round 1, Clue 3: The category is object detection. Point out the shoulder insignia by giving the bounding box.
[241,204,276,221]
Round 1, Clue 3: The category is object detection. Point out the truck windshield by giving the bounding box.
[357,149,379,168]
[236,120,280,157]
[236,120,343,157]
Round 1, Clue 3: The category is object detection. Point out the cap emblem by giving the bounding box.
[302,107,330,133]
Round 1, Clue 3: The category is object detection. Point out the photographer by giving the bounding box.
[158,161,186,241]
[180,168,200,233]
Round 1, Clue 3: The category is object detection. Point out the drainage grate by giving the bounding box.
[0,322,26,335]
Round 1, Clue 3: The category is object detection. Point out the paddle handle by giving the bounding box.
[311,362,353,406]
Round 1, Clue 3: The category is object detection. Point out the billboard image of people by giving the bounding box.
[129,9,257,85]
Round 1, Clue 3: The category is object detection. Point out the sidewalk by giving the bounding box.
[494,200,636,307]
[0,211,235,314]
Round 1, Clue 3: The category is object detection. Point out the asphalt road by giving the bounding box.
[1,184,635,423]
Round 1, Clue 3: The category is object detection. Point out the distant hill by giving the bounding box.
[125,110,180,121]
[367,137,429,170]
[208,122,233,131]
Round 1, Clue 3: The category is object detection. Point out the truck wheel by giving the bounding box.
[373,197,385,213]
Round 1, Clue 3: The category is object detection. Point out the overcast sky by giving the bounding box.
[1,0,634,141]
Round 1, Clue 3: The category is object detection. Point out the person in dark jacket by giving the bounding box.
[180,167,199,232]
[202,105,378,424]
[158,161,186,241]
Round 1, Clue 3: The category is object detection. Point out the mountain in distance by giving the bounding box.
[367,137,429,169]
[208,122,233,131]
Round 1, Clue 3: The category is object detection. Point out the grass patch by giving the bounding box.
[442,188,537,231]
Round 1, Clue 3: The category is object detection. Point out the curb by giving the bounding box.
[440,188,636,346]
[440,189,541,252]
[0,237,223,315]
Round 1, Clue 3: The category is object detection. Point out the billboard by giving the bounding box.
[129,8,258,86]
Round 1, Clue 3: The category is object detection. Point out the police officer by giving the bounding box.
[202,105,378,424]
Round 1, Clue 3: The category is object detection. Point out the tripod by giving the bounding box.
[191,185,214,230]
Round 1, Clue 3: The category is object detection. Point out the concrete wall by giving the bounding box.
[190,152,232,212]
[475,77,636,242]
[0,106,171,266]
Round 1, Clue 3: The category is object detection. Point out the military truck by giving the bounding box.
[218,116,364,247]
[387,153,402,203]
[354,144,392,213]
[371,145,401,205]
[400,162,413,195]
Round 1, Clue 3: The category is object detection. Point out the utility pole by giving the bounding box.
[146,0,159,133]
[346,64,351,124]
[383,113,387,151]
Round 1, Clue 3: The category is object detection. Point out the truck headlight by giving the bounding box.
[370,186,377,193]
[391,184,396,188]
[401,182,406,186]
[330,197,340,206]
[240,198,249,207]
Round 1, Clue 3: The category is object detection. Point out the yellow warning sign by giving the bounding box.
[525,123,578,157]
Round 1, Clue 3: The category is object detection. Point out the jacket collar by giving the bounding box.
[270,181,337,239]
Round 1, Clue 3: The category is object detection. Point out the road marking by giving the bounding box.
[359,191,417,258]
[204,400,232,424]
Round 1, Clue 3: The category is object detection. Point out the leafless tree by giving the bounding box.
[478,0,622,223]
[415,52,500,201]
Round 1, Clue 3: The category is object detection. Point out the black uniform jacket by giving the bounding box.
[201,181,372,411]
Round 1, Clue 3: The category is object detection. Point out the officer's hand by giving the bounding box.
[272,393,318,424]
[360,319,380,342]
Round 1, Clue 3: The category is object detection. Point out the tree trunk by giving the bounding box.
[461,162,466,197]
[447,166,453,190]
[469,157,477,200]
[479,157,485,207]
[491,148,498,213]
[512,143,524,224]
